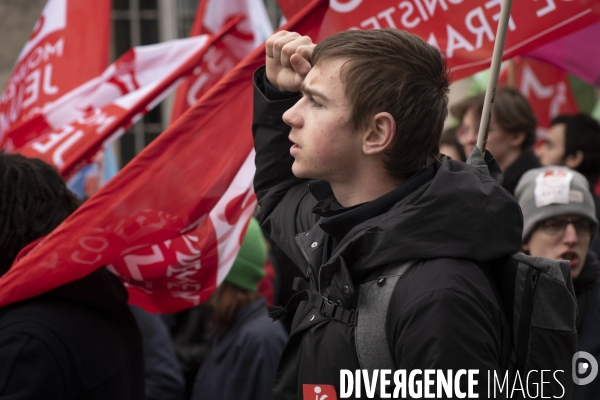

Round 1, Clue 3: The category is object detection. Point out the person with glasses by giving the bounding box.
[451,87,541,194]
[515,166,600,400]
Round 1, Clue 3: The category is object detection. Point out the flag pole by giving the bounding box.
[476,0,513,154]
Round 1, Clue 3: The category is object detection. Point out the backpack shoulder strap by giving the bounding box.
[355,260,418,373]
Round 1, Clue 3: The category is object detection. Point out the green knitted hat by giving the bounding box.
[225,218,267,292]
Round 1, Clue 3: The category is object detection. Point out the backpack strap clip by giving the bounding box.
[307,290,355,325]
[319,298,338,318]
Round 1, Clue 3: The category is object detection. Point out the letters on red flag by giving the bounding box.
[0,0,110,149]
[170,0,273,122]
[315,0,600,81]
[13,30,233,178]
[499,57,579,138]
[0,0,329,312]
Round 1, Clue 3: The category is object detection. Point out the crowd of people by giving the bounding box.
[0,27,599,400]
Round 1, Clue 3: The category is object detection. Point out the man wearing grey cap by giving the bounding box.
[515,166,600,400]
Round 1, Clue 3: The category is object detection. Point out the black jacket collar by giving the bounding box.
[310,165,436,244]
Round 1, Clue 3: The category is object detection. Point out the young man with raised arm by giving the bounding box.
[252,29,523,399]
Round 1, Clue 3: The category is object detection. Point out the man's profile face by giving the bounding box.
[458,109,515,164]
[282,58,362,183]
[536,123,566,166]
[523,214,592,279]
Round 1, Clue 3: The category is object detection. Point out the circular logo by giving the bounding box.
[330,0,363,13]
[573,351,599,385]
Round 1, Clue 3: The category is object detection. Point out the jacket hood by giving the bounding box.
[38,267,130,316]
[326,156,524,280]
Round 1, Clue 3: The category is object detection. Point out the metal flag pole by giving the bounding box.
[476,0,514,154]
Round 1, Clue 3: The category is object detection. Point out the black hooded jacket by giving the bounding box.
[573,252,600,400]
[0,267,144,399]
[252,67,523,399]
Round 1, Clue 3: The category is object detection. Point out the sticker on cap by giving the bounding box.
[534,169,574,208]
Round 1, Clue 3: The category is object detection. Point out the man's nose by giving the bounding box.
[563,223,579,244]
[282,103,302,128]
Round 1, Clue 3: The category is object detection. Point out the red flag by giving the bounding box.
[499,57,579,138]
[13,19,238,178]
[276,0,306,20]
[170,0,273,123]
[0,0,110,149]
[0,0,329,312]
[314,0,600,81]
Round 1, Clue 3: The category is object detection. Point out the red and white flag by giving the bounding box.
[0,0,110,149]
[499,57,579,138]
[13,22,235,178]
[170,0,273,122]
[297,0,600,81]
[0,0,329,313]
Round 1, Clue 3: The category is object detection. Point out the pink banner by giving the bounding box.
[526,22,600,87]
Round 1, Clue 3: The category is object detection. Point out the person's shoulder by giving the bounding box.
[235,305,287,350]
[392,258,500,314]
[0,313,74,380]
[0,326,72,396]
[242,312,287,341]
[0,298,67,334]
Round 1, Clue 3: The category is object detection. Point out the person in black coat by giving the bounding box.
[253,30,523,399]
[0,153,145,399]
[129,305,185,400]
[515,166,600,400]
[191,218,286,400]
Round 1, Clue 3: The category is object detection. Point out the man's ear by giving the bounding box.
[509,131,527,149]
[363,112,395,155]
[565,150,584,169]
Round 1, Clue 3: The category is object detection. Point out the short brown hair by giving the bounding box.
[451,86,537,148]
[311,29,450,181]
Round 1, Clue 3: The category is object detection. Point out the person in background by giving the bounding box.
[440,126,465,162]
[166,303,213,400]
[0,153,144,399]
[451,87,541,194]
[167,224,280,399]
[191,218,286,400]
[129,305,185,400]
[515,166,600,400]
[535,114,600,255]
[536,115,600,189]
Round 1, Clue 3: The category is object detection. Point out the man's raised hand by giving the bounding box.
[265,31,315,93]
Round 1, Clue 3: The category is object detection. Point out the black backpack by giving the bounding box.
[353,149,577,399]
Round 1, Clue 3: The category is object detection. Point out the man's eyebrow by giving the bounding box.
[300,83,330,102]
